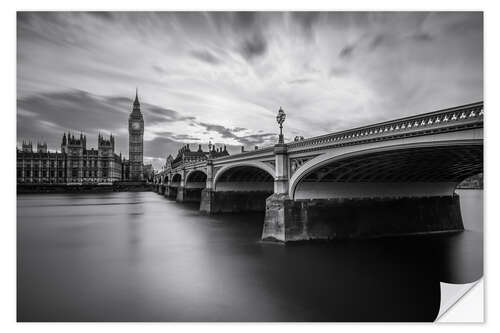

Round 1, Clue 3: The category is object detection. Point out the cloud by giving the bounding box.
[190,49,221,65]
[86,12,115,21]
[144,104,196,124]
[197,122,238,140]
[339,44,355,59]
[240,33,267,60]
[411,32,434,42]
[291,12,321,38]
[288,78,313,85]
[232,127,247,133]
[197,121,276,147]
[233,12,258,31]
[329,67,350,77]
[369,34,386,50]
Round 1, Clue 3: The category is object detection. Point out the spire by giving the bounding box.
[134,87,140,106]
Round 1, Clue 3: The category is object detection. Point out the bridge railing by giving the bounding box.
[286,102,483,150]
[212,146,275,162]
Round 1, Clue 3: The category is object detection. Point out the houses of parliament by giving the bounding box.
[17,91,148,185]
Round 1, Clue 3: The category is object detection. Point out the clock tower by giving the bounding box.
[128,89,144,181]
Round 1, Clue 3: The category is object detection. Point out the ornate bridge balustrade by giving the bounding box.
[153,101,483,243]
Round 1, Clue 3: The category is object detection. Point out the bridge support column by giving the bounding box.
[262,195,464,242]
[175,170,187,202]
[166,186,177,199]
[200,189,215,213]
[176,186,185,202]
[178,186,205,202]
[200,189,272,214]
[200,160,215,212]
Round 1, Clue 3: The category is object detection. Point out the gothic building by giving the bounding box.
[17,90,148,185]
[17,133,123,184]
[165,142,229,171]
[128,89,144,181]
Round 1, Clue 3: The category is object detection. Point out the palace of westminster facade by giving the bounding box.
[17,91,147,184]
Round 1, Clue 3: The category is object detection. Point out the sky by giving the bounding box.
[17,12,483,169]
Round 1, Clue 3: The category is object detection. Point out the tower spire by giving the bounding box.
[134,87,139,105]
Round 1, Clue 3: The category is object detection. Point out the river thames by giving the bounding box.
[17,190,482,322]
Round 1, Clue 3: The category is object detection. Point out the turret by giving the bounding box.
[22,140,33,153]
[37,142,47,153]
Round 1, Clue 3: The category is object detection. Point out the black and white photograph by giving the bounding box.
[11,6,488,325]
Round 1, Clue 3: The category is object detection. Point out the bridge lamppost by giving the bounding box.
[276,107,286,144]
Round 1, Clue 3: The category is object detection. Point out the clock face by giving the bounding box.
[131,122,141,130]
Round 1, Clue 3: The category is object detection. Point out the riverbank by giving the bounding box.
[17,182,153,194]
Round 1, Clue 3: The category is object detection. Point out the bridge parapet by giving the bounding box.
[287,102,483,152]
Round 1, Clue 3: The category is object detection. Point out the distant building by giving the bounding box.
[165,143,229,171]
[17,133,122,184]
[143,164,153,182]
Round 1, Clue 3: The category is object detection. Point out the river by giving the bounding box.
[17,190,483,322]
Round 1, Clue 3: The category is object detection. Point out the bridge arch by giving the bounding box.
[201,162,275,213]
[186,169,207,184]
[289,140,483,200]
[213,161,275,192]
[171,173,182,185]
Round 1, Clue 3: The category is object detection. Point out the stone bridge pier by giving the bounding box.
[165,174,181,200]
[177,170,207,203]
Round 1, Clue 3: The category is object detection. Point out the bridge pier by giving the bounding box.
[166,186,177,199]
[262,194,464,242]
[200,189,272,214]
[176,186,204,203]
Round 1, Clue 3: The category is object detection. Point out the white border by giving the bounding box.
[3,0,498,331]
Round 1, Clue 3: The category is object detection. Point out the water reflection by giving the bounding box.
[17,190,482,322]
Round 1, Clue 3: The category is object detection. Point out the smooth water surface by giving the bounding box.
[17,190,482,321]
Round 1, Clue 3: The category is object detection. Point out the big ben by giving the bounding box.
[128,89,144,181]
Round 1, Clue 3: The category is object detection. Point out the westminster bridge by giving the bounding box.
[153,102,483,242]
